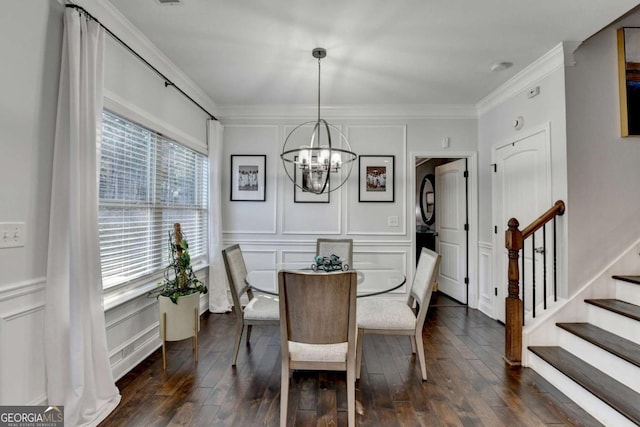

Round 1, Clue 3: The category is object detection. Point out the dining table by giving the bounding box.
[244,263,406,298]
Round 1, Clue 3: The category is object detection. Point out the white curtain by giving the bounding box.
[44,8,120,426]
[208,120,232,312]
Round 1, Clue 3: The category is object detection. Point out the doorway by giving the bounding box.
[492,124,552,322]
[413,153,477,308]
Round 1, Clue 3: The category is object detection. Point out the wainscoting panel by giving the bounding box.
[0,278,46,405]
[478,242,494,318]
[221,125,279,235]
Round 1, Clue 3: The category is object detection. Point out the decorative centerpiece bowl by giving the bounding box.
[311,254,350,272]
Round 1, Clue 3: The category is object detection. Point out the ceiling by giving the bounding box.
[107,0,640,108]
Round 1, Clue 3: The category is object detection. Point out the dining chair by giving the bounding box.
[278,270,358,427]
[221,244,279,366]
[315,238,353,269]
[356,247,440,381]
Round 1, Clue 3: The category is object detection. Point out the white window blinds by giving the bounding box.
[99,110,208,289]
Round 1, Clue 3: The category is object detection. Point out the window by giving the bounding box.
[99,110,208,289]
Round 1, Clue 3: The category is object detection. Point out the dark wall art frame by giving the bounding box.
[230,154,266,201]
[358,155,395,202]
[618,27,640,137]
[293,156,330,203]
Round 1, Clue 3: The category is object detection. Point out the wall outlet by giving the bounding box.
[527,86,540,98]
[387,216,399,227]
[0,222,25,249]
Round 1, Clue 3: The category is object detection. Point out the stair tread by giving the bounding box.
[584,298,640,321]
[556,322,640,368]
[529,346,640,425]
[612,275,640,285]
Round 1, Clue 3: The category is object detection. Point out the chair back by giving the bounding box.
[316,238,353,268]
[279,270,357,345]
[410,248,441,326]
[221,244,250,310]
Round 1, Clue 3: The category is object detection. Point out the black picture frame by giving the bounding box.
[358,155,395,202]
[230,155,266,201]
[293,156,330,203]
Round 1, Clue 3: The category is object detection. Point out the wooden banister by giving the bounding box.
[504,200,565,367]
[521,200,565,239]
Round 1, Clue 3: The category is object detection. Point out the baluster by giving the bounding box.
[521,240,525,326]
[532,232,536,318]
[553,216,558,302]
[543,224,547,309]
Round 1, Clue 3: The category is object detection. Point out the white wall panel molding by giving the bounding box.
[477,42,575,116]
[222,125,279,234]
[75,0,218,117]
[217,104,477,120]
[0,304,45,404]
[109,322,161,381]
[105,295,157,330]
[346,125,407,236]
[280,124,343,235]
[0,277,45,302]
[478,242,494,318]
[224,238,412,247]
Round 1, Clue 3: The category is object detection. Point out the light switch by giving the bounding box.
[0,222,25,249]
[387,216,399,227]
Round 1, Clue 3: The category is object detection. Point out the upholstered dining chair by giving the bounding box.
[356,247,440,381]
[316,238,353,269]
[278,270,358,427]
[221,244,279,366]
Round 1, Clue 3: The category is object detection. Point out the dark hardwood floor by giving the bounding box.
[99,293,602,426]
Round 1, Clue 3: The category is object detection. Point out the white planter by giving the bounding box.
[158,292,201,341]
[158,292,201,370]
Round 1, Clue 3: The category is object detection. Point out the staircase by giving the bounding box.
[529,275,640,426]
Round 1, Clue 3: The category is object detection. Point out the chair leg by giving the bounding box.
[356,329,364,379]
[232,322,244,366]
[246,324,253,344]
[347,359,356,427]
[280,359,289,427]
[414,333,427,381]
[410,334,417,354]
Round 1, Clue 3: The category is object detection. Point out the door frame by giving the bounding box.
[410,151,479,309]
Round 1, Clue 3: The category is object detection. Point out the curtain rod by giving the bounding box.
[65,3,218,121]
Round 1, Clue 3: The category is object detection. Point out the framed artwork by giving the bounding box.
[230,155,266,201]
[617,27,640,137]
[358,155,395,202]
[294,156,330,203]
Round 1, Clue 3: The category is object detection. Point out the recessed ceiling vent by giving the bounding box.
[156,0,183,5]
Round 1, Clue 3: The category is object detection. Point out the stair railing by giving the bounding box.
[504,200,565,367]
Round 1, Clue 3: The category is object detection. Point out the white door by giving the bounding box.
[435,159,467,303]
[492,126,551,322]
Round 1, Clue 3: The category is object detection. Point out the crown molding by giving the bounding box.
[476,41,581,116]
[71,0,220,118]
[216,103,477,121]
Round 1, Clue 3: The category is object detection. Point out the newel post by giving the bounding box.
[504,218,523,367]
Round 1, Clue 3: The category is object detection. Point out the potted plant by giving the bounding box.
[151,222,207,370]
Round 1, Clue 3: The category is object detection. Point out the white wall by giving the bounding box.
[565,13,640,292]
[0,0,215,404]
[219,113,478,301]
[0,0,64,405]
[477,44,570,317]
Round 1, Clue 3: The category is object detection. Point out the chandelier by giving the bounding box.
[280,48,357,194]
